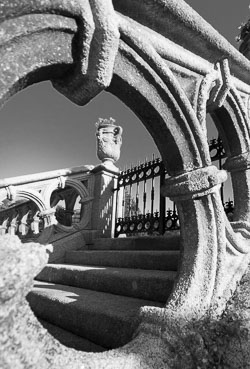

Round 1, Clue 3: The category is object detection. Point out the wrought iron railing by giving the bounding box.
[114,137,233,237]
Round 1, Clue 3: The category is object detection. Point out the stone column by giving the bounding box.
[224,153,250,223]
[39,208,57,229]
[158,165,228,318]
[139,164,250,330]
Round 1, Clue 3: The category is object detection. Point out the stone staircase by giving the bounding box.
[27,234,180,352]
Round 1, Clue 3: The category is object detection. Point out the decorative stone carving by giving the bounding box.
[161,165,227,201]
[96,117,123,169]
[209,59,231,110]
[2,0,250,367]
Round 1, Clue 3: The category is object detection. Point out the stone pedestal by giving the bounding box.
[92,117,122,237]
[91,165,119,238]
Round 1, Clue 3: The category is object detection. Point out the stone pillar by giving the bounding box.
[0,218,8,235]
[63,210,74,226]
[91,166,119,238]
[157,165,229,318]
[138,163,250,331]
[39,208,57,229]
[8,215,18,235]
[92,117,122,237]
[224,153,250,223]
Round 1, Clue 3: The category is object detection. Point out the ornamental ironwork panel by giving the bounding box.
[209,137,226,164]
[114,137,233,237]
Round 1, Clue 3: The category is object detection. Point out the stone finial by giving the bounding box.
[95,117,123,170]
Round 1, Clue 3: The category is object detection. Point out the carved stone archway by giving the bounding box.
[1,0,250,366]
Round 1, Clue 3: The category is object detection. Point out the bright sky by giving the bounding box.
[0,0,249,179]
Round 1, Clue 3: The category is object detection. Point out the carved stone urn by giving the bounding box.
[96,117,123,169]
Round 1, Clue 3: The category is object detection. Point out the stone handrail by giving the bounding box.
[0,165,95,242]
[0,160,121,259]
[0,165,94,188]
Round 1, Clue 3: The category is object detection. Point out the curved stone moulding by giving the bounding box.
[1,180,93,244]
[1,0,250,367]
[113,0,250,85]
[108,18,250,321]
[0,0,120,106]
[40,176,93,238]
[0,186,46,213]
[211,89,250,224]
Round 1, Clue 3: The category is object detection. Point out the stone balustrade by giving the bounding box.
[0,161,120,261]
[0,166,94,241]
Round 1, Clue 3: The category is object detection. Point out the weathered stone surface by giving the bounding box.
[95,117,123,167]
[150,262,250,369]
[1,234,250,369]
[0,234,175,368]
[0,235,55,368]
[0,12,75,108]
[39,228,87,263]
[1,0,250,367]
[91,167,119,237]
[0,0,120,107]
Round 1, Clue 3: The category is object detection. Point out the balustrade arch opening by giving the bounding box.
[0,171,93,241]
[0,189,46,239]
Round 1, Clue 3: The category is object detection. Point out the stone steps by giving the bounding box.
[28,281,163,350]
[38,319,105,353]
[37,264,177,302]
[65,250,179,271]
[90,233,180,250]
[29,236,180,350]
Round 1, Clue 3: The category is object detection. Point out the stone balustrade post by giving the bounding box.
[92,117,122,238]
[8,215,18,235]
[39,208,57,229]
[19,211,30,236]
[63,210,74,227]
[0,218,8,235]
[31,212,41,235]
[91,166,119,238]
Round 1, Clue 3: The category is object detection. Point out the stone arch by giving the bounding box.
[211,89,250,157]
[210,88,250,223]
[42,177,92,230]
[1,2,249,357]
[108,39,211,175]
[0,3,212,176]
[0,188,46,236]
[0,7,220,251]
[15,189,47,213]
[194,55,250,225]
[0,187,46,213]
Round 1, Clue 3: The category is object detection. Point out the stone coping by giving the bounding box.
[0,165,95,188]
